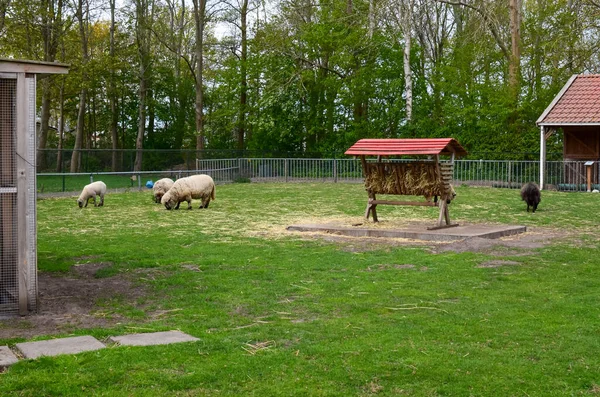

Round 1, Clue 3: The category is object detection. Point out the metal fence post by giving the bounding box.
[333,159,338,183]
[507,161,512,189]
[285,159,289,183]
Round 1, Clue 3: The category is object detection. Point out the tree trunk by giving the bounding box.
[37,82,51,171]
[134,71,146,171]
[38,0,64,172]
[508,0,521,100]
[134,0,153,172]
[237,0,249,151]
[192,0,206,153]
[110,0,119,171]
[70,0,88,173]
[403,0,414,122]
[56,79,64,173]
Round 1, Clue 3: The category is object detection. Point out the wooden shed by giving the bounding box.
[537,74,600,189]
[345,138,468,228]
[0,59,68,317]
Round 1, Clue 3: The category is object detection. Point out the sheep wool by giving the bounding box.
[77,181,107,208]
[520,182,541,213]
[152,178,174,203]
[161,174,215,210]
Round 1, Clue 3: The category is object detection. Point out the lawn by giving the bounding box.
[1,183,600,396]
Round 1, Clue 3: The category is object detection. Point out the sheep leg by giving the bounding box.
[174,201,181,210]
[98,194,104,207]
[84,197,90,207]
[187,199,193,210]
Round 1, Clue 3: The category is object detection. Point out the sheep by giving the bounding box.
[520,182,541,213]
[152,178,174,203]
[77,181,107,208]
[161,174,215,210]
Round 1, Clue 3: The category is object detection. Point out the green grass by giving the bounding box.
[2,183,600,396]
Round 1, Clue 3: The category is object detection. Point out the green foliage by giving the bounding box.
[1,0,599,161]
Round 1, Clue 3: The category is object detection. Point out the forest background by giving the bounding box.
[1,0,599,172]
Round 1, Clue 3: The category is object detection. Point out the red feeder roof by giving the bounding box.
[345,138,468,157]
[537,74,600,125]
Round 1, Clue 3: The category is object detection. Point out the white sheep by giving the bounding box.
[77,181,107,208]
[152,178,174,203]
[161,174,215,210]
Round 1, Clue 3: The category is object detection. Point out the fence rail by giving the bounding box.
[36,158,600,194]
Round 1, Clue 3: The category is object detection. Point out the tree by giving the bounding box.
[132,0,155,171]
[38,0,67,172]
[192,0,207,152]
[70,0,90,173]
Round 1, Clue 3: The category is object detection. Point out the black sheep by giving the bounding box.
[520,182,541,213]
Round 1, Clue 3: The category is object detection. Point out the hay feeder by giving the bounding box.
[345,138,468,229]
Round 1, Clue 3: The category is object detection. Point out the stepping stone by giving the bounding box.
[15,335,106,359]
[0,346,19,367]
[108,330,199,347]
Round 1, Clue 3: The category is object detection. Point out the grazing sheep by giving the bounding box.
[520,182,541,213]
[77,181,107,208]
[161,174,215,210]
[152,178,174,203]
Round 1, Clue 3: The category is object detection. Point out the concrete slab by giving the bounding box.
[108,330,199,347]
[15,336,106,359]
[0,346,19,367]
[287,223,527,242]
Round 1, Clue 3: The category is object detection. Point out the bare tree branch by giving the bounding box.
[436,0,510,60]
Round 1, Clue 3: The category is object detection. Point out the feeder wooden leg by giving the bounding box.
[444,202,451,225]
[365,195,378,222]
[437,200,447,227]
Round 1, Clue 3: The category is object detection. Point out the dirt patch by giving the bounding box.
[477,260,521,268]
[299,226,566,255]
[431,228,564,255]
[0,263,151,340]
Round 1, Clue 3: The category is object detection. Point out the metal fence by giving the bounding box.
[36,158,600,194]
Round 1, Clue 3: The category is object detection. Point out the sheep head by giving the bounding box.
[161,191,176,210]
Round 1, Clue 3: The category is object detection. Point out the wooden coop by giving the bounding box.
[345,138,468,229]
[0,59,68,317]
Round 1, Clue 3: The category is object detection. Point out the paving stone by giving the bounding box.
[15,335,106,359]
[0,346,19,367]
[108,330,199,347]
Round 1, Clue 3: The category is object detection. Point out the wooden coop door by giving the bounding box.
[0,77,19,316]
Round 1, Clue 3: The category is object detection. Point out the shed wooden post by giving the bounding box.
[16,72,29,315]
[539,125,546,190]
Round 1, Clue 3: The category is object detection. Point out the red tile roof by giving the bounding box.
[345,138,468,157]
[537,74,600,125]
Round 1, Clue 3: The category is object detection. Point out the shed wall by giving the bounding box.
[0,73,38,317]
[563,126,600,160]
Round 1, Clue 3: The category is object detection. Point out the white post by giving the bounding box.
[539,125,546,190]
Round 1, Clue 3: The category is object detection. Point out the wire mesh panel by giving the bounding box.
[0,77,18,316]
[26,75,38,312]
